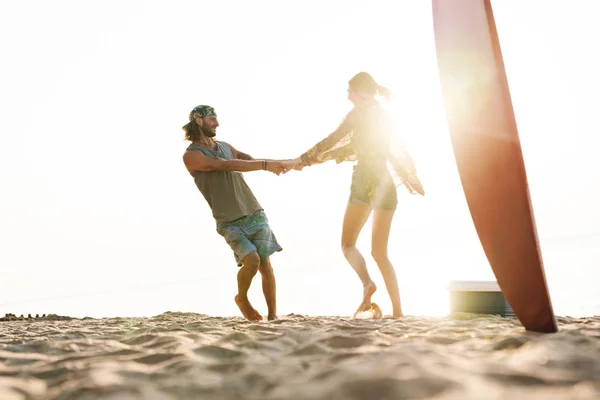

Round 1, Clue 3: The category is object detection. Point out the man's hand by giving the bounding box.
[265,159,304,175]
[265,160,288,175]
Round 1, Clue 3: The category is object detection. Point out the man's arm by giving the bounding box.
[223,142,254,160]
[183,150,285,174]
[224,142,291,165]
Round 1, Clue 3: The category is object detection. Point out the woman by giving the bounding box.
[290,72,424,317]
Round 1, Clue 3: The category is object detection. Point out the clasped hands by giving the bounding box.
[264,157,304,175]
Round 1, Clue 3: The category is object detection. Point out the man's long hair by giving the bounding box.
[182,119,203,142]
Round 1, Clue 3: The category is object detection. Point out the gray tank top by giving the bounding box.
[187,141,263,225]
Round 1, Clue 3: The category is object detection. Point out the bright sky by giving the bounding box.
[1,1,599,319]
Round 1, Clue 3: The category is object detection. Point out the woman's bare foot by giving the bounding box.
[370,303,383,319]
[267,314,278,321]
[353,302,383,319]
[392,310,404,318]
[356,281,377,312]
[235,295,263,321]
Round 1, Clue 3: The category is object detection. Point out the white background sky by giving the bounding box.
[1,1,599,318]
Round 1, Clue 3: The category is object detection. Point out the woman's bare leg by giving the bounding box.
[341,202,376,312]
[372,210,403,317]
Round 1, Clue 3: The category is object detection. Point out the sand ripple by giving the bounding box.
[1,313,599,399]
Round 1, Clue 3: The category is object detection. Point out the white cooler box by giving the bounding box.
[449,280,515,317]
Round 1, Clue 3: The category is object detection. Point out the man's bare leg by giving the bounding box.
[235,252,263,321]
[341,202,377,313]
[372,210,403,317]
[259,256,277,320]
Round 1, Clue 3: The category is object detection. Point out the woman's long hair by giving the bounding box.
[349,72,393,100]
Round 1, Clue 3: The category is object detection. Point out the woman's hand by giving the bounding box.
[278,158,304,173]
[291,157,305,171]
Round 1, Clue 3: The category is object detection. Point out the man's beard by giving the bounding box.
[201,126,216,138]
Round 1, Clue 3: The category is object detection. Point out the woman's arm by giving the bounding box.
[299,109,357,167]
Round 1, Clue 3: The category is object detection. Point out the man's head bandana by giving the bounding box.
[189,105,217,121]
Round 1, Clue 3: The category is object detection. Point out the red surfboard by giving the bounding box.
[431,0,558,333]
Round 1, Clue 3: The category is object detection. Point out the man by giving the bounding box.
[182,105,288,321]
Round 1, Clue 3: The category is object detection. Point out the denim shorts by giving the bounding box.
[216,210,282,266]
[349,165,398,211]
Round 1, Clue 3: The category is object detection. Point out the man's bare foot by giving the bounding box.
[235,295,263,321]
[392,310,404,318]
[356,281,377,312]
[267,314,278,321]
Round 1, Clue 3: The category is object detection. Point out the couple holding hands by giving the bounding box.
[182,72,424,321]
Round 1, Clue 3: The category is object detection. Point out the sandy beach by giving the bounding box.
[1,312,599,400]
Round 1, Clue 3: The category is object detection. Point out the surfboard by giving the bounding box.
[431,0,558,333]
